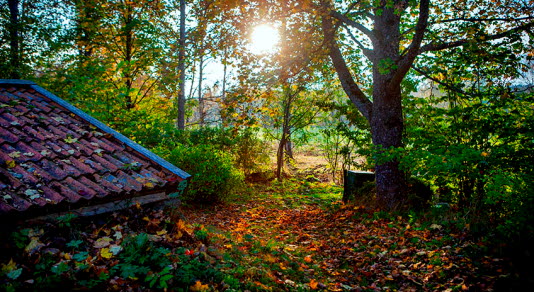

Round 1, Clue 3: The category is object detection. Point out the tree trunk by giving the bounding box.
[198,53,205,126]
[123,3,134,109]
[276,89,293,181]
[285,139,293,160]
[8,0,20,79]
[371,81,407,209]
[221,47,227,126]
[276,133,287,181]
[370,7,407,209]
[176,0,186,129]
[321,3,410,210]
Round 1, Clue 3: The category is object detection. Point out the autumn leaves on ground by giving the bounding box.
[0,164,518,292]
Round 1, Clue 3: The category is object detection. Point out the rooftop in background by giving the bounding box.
[0,79,190,218]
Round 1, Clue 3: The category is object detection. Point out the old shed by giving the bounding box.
[0,80,190,219]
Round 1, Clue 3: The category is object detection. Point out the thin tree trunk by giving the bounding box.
[285,139,293,159]
[176,0,186,129]
[8,0,20,79]
[221,47,227,126]
[198,53,205,126]
[276,134,287,181]
[123,3,134,109]
[276,90,293,181]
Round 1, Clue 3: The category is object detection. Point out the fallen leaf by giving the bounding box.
[113,231,123,240]
[8,151,21,158]
[64,137,78,144]
[94,237,113,248]
[1,259,17,274]
[100,248,113,259]
[309,279,319,289]
[304,255,313,263]
[25,238,45,255]
[190,280,209,291]
[25,189,40,200]
[109,245,123,255]
[6,160,16,168]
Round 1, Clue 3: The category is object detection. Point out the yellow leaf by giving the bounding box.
[6,160,16,168]
[264,254,277,263]
[100,248,113,259]
[190,280,209,291]
[1,259,17,273]
[156,230,167,236]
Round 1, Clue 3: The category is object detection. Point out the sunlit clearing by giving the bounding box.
[249,24,280,55]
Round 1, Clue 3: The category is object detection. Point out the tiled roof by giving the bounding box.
[0,80,190,217]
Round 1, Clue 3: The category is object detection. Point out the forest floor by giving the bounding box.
[0,155,528,291]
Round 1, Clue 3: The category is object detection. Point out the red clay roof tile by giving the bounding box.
[0,80,189,216]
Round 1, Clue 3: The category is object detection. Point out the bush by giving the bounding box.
[164,144,244,204]
[401,89,534,240]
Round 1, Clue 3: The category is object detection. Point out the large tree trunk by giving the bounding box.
[176,0,186,129]
[371,81,407,209]
[370,7,407,209]
[321,2,415,210]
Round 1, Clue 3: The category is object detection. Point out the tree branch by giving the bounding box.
[330,10,376,44]
[435,16,534,24]
[321,14,373,121]
[412,66,467,96]
[390,0,430,89]
[341,23,374,59]
[420,21,534,53]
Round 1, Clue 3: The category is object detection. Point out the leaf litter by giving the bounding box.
[0,180,513,291]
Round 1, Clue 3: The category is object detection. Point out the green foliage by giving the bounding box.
[161,143,244,204]
[316,97,372,182]
[401,88,534,240]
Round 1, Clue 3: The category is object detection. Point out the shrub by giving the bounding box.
[164,144,244,204]
[401,89,534,240]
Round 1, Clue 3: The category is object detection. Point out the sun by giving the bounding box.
[249,24,280,55]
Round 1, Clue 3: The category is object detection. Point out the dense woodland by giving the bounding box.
[1,0,533,290]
